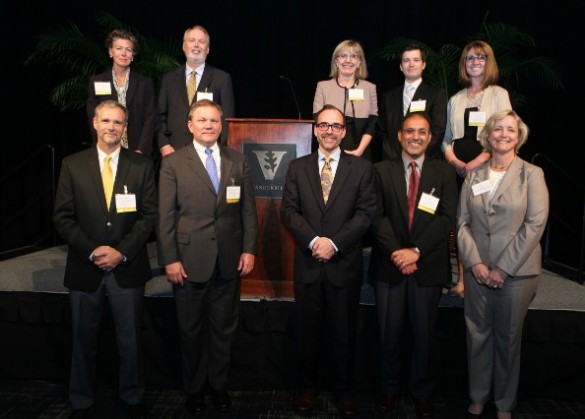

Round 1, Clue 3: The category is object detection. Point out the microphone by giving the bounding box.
[279,75,302,120]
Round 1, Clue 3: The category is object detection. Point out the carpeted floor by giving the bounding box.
[1,379,585,418]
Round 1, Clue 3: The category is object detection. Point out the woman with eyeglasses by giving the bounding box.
[86,29,156,155]
[441,40,511,297]
[313,40,378,161]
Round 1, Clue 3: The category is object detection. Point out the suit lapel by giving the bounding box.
[304,153,325,209]
[389,159,409,226]
[125,71,136,104]
[326,153,350,207]
[473,162,491,210]
[218,146,233,198]
[198,65,213,93]
[175,66,190,107]
[87,148,110,214]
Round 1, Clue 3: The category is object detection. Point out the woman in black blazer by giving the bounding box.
[86,29,155,155]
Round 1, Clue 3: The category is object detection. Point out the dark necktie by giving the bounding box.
[407,161,419,229]
[205,147,220,194]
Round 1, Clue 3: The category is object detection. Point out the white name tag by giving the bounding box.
[472,180,492,196]
[469,111,487,127]
[115,193,137,213]
[94,81,112,96]
[418,192,439,215]
[348,88,364,101]
[410,99,427,112]
[226,186,241,204]
[197,91,214,101]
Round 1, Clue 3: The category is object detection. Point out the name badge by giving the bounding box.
[115,192,137,213]
[94,81,112,96]
[472,180,492,196]
[410,99,427,112]
[469,111,487,127]
[197,91,214,101]
[348,88,364,101]
[418,192,439,215]
[226,186,241,204]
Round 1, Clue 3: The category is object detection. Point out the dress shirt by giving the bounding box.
[97,146,121,181]
[402,153,425,194]
[193,141,221,181]
[185,63,205,89]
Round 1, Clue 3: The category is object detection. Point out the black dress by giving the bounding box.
[453,107,483,189]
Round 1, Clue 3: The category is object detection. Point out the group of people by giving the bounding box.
[53,25,550,419]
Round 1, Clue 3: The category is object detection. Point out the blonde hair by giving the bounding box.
[329,40,368,79]
[479,109,529,153]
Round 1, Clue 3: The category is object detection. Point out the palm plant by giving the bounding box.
[376,18,563,108]
[25,12,181,111]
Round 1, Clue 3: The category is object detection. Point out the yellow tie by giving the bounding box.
[320,157,333,204]
[102,155,114,210]
[187,70,196,104]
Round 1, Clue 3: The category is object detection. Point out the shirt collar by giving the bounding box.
[318,147,342,162]
[97,145,121,163]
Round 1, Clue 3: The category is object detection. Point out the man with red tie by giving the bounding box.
[369,112,457,417]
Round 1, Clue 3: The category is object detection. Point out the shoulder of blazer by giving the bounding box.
[89,71,111,82]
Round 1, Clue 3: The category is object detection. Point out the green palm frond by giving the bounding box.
[25,12,181,111]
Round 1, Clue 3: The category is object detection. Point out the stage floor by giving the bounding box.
[1,243,584,311]
[1,244,584,402]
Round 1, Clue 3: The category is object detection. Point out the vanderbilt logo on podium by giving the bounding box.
[244,143,296,199]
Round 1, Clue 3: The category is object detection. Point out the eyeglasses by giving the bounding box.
[466,54,487,62]
[337,53,360,61]
[402,128,430,136]
[316,122,345,133]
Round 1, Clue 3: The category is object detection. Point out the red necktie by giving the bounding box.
[407,161,419,229]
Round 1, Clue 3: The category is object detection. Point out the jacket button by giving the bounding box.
[106,222,112,227]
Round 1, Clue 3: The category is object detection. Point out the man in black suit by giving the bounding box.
[157,100,257,416]
[157,25,235,156]
[54,100,157,419]
[281,104,377,418]
[370,112,457,417]
[378,44,447,160]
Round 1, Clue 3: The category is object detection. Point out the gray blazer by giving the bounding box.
[156,144,258,282]
[457,156,549,276]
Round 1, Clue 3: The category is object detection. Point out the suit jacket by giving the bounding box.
[280,152,377,287]
[457,157,549,276]
[53,147,158,291]
[369,157,457,286]
[378,81,447,160]
[156,144,257,282]
[156,64,235,150]
[86,70,156,155]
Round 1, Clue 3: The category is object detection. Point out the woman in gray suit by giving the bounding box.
[457,110,549,419]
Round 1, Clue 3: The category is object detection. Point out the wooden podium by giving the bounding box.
[226,118,313,299]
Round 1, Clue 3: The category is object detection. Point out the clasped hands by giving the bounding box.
[391,248,420,275]
[92,246,124,271]
[471,263,507,289]
[312,237,335,263]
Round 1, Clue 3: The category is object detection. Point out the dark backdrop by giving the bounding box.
[1,0,582,266]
